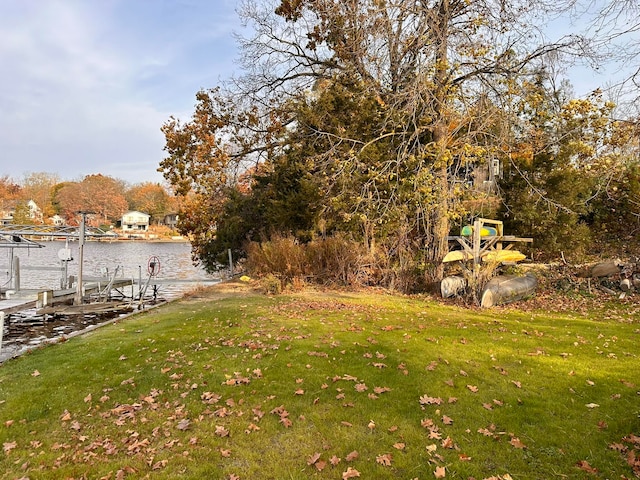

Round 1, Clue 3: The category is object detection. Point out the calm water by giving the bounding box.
[0,241,220,361]
[0,240,219,298]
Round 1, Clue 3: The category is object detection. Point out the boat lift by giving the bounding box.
[0,221,116,297]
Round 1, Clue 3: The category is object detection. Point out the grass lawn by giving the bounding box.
[0,281,639,479]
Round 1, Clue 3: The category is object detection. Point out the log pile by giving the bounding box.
[575,258,640,296]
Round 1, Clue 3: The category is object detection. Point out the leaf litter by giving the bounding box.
[1,289,639,479]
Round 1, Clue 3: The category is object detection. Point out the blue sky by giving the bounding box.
[0,0,241,185]
[0,1,634,187]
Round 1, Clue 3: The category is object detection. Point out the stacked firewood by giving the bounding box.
[575,258,640,294]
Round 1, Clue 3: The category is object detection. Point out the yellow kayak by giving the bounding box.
[443,249,526,263]
[482,250,526,263]
[442,250,473,262]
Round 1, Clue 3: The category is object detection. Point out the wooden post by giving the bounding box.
[228,249,233,277]
[75,212,87,305]
[12,256,20,291]
[0,312,4,353]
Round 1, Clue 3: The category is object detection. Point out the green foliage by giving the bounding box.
[10,201,34,224]
[496,88,626,261]
[160,2,640,291]
[588,162,640,252]
[499,156,594,260]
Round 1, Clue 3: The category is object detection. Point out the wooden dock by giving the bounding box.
[0,279,134,316]
[0,277,219,316]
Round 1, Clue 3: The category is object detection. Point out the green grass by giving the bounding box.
[0,286,639,479]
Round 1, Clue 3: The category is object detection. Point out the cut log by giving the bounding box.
[589,261,620,278]
[620,278,633,292]
[441,276,467,298]
[480,274,537,308]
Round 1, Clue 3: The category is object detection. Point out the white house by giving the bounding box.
[27,200,43,223]
[49,214,65,226]
[121,211,151,232]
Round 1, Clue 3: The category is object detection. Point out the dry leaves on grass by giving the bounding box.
[342,466,361,478]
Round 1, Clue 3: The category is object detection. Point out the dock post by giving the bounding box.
[75,212,87,305]
[12,256,20,291]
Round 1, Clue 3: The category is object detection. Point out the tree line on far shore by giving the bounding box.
[0,172,178,228]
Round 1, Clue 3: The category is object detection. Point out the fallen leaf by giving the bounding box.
[31,370,40,377]
[576,460,598,474]
[220,448,232,457]
[434,465,446,478]
[84,394,92,403]
[376,453,392,466]
[307,452,321,465]
[585,403,600,409]
[176,419,191,431]
[3,441,17,454]
[152,459,168,470]
[510,437,526,449]
[442,415,453,425]
[346,450,359,461]
[393,442,405,450]
[342,467,361,479]
[420,394,443,405]
[466,385,478,393]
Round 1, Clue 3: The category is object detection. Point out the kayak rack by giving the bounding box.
[446,218,532,268]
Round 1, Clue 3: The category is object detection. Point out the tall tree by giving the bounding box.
[160,0,592,288]
[126,182,171,224]
[0,175,21,214]
[236,0,584,283]
[19,172,60,220]
[54,175,128,226]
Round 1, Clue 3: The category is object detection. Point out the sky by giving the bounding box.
[0,1,635,187]
[0,0,242,185]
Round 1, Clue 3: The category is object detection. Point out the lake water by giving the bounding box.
[0,240,221,361]
[0,240,220,299]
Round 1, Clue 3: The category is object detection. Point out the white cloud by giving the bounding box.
[0,0,241,184]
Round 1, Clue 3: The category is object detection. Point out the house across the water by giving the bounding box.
[121,211,150,232]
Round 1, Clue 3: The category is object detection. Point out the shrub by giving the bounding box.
[245,234,367,288]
